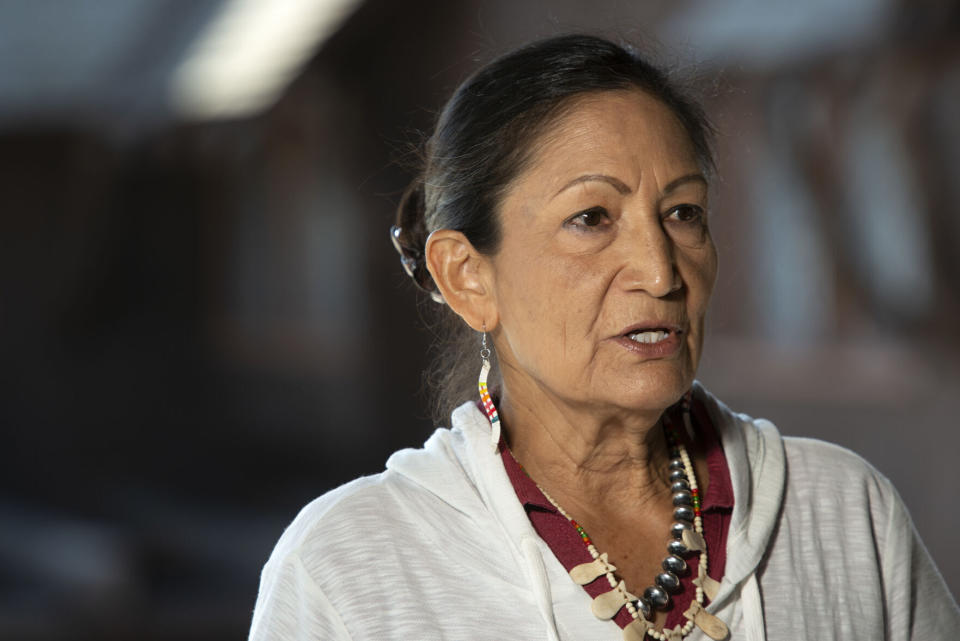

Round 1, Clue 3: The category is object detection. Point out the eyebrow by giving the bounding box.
[552,174,630,199]
[551,172,707,200]
[663,173,708,194]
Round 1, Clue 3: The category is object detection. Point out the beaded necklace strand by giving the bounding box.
[498,400,728,641]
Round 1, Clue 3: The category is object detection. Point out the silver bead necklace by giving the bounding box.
[517,401,729,641]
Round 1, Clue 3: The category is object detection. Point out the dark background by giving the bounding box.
[1,1,958,639]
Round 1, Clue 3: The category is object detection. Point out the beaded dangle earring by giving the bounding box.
[477,324,501,452]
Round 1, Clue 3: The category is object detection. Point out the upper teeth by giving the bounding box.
[628,330,669,344]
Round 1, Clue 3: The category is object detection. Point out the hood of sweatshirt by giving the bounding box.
[385,382,785,641]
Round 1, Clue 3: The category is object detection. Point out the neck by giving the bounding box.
[499,384,675,512]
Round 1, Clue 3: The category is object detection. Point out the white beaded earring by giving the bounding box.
[477,324,501,452]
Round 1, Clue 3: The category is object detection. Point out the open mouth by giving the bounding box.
[626,329,673,344]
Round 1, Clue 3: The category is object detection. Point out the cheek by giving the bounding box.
[495,253,604,358]
[494,255,551,337]
[683,241,718,315]
[506,262,576,330]
[541,256,612,325]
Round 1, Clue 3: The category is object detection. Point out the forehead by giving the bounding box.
[516,90,700,193]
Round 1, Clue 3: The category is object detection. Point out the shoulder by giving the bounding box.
[249,475,402,641]
[270,456,468,564]
[251,423,531,639]
[265,472,404,564]
[780,435,905,533]
[695,384,902,545]
[694,382,892,500]
[763,434,908,576]
[263,424,491,582]
[782,435,879,471]
[782,435,895,498]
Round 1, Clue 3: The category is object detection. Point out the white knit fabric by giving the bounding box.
[248,385,960,640]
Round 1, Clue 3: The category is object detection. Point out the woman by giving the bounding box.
[248,34,959,640]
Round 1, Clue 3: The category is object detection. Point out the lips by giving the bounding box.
[627,329,671,344]
[613,322,685,358]
[618,322,685,339]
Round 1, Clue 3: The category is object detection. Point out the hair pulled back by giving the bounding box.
[391,33,716,423]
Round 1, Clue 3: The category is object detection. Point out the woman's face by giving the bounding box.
[489,90,717,416]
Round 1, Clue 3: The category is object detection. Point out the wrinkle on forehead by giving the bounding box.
[510,90,699,201]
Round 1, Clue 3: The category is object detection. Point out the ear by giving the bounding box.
[424,229,498,332]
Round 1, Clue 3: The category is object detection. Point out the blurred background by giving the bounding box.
[1,0,957,639]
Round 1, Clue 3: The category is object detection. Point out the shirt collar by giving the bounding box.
[501,444,557,512]
[492,396,735,513]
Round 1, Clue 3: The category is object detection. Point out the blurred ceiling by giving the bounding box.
[2,0,948,135]
[0,0,362,133]
[662,0,899,69]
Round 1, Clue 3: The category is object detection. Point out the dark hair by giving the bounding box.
[391,33,716,423]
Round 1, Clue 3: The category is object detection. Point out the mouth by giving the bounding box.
[626,328,672,344]
[614,323,685,357]
[620,323,684,342]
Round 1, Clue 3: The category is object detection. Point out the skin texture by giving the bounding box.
[425,90,718,621]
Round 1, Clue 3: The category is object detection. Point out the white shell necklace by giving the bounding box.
[509,400,729,641]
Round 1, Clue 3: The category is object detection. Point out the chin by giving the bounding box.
[608,370,692,414]
[593,341,699,414]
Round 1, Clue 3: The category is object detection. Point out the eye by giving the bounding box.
[566,206,611,230]
[665,204,705,224]
[663,204,709,247]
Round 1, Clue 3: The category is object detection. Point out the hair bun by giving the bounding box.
[391,179,443,302]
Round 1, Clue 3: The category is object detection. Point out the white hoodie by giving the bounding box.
[248,385,960,640]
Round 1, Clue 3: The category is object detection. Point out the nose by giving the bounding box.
[617,219,681,297]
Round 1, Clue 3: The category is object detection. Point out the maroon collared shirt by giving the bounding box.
[498,398,734,632]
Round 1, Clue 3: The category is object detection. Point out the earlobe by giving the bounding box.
[424,230,498,332]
